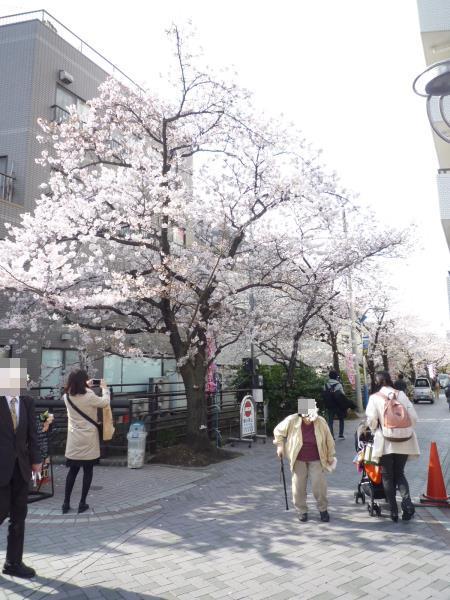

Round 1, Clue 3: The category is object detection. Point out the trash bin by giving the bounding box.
[127,422,147,469]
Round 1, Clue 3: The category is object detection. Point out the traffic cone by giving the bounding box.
[420,442,450,507]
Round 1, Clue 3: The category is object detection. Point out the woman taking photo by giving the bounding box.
[62,370,110,514]
[366,371,420,522]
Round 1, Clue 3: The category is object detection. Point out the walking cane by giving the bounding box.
[280,457,289,510]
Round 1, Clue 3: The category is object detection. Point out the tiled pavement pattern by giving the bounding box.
[1,396,449,599]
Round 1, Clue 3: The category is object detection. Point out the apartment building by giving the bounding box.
[0,10,177,392]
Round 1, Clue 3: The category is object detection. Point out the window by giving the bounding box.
[415,379,430,388]
[0,345,12,358]
[54,86,89,123]
[40,349,80,395]
[103,356,163,392]
[0,156,13,202]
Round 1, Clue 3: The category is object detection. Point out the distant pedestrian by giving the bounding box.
[434,379,440,400]
[62,370,110,515]
[366,371,419,522]
[274,399,336,523]
[322,370,353,440]
[393,373,407,393]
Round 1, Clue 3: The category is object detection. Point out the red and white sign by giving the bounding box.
[240,395,256,437]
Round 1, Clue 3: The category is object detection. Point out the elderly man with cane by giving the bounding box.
[274,399,336,522]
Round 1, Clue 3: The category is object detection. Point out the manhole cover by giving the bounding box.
[90,486,103,491]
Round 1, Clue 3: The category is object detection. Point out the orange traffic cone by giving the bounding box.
[420,442,450,507]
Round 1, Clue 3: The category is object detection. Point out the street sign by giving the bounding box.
[240,395,256,437]
[362,335,369,351]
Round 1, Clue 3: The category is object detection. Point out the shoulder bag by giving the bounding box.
[65,394,114,442]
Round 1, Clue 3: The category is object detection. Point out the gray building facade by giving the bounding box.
[0,11,176,392]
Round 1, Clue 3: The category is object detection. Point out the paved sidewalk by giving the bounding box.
[1,395,449,600]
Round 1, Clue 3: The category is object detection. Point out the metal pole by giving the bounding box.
[343,210,363,413]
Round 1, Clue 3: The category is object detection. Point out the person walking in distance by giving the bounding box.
[322,370,349,440]
[0,359,41,579]
[393,373,407,394]
[274,399,336,523]
[366,371,419,522]
[62,370,110,514]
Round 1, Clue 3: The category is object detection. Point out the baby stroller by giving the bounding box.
[354,421,386,517]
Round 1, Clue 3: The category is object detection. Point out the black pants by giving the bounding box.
[379,453,413,515]
[327,411,344,437]
[0,461,29,564]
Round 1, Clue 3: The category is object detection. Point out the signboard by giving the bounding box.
[345,352,356,389]
[240,395,256,438]
[362,335,369,351]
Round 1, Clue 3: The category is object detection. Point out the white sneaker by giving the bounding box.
[338,435,345,440]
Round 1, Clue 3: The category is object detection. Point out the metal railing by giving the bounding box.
[0,10,144,93]
[0,172,14,202]
[33,383,253,457]
[51,104,70,124]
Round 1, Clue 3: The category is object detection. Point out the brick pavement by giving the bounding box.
[0,395,449,599]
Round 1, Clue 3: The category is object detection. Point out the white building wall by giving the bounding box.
[417,0,450,32]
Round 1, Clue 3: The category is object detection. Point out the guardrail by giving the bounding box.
[34,384,252,457]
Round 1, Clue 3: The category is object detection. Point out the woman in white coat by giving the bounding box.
[366,371,420,522]
[62,369,110,514]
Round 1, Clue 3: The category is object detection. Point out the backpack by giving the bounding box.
[377,391,413,442]
[322,382,349,414]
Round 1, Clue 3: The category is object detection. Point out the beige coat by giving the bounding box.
[366,386,420,458]
[273,414,336,471]
[64,388,110,461]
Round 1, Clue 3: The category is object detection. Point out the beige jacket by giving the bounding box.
[366,386,420,458]
[64,388,110,461]
[273,414,336,471]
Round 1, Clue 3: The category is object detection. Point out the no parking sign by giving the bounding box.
[240,395,256,437]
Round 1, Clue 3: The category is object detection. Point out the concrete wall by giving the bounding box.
[0,18,108,382]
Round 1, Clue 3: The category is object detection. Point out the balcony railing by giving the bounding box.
[0,172,14,202]
[51,104,70,124]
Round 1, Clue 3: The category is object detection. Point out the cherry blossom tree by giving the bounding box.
[0,27,406,448]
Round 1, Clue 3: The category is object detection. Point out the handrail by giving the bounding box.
[0,9,144,93]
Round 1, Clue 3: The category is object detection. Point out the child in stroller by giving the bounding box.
[354,421,385,517]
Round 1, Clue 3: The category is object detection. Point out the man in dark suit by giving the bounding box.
[0,359,41,579]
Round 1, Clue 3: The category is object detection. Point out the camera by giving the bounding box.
[91,379,101,386]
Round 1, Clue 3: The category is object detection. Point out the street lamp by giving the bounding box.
[413,59,450,143]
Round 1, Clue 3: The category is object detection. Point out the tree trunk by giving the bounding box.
[367,357,376,392]
[330,330,340,373]
[407,355,416,383]
[180,356,212,452]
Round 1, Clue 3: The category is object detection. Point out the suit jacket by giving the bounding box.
[0,396,41,486]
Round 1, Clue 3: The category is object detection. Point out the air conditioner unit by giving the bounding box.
[60,333,72,341]
[59,70,74,85]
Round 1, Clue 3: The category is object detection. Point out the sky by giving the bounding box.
[3,0,450,332]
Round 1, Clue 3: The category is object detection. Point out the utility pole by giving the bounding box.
[343,210,364,413]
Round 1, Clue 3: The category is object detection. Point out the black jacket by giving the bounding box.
[0,396,41,486]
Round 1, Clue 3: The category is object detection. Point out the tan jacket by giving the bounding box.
[64,388,110,461]
[273,414,335,471]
